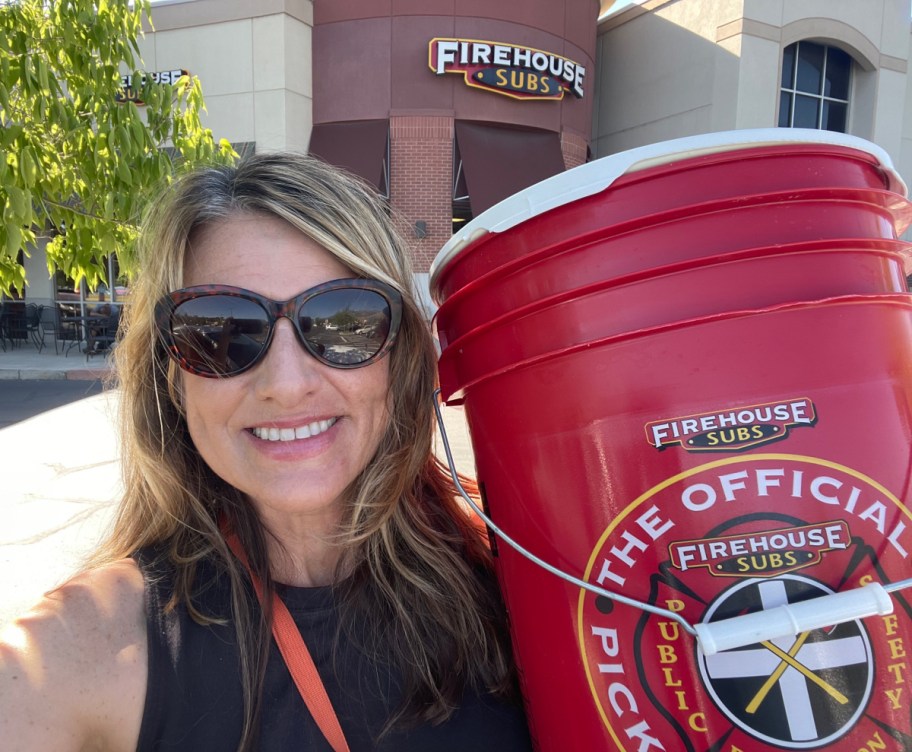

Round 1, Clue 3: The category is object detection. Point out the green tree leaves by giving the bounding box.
[0,0,237,295]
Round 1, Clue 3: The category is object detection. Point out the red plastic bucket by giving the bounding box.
[430,130,912,752]
[435,237,912,356]
[435,191,909,334]
[437,245,911,399]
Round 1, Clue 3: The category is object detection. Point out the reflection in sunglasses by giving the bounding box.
[174,311,389,369]
[159,280,403,376]
[173,315,240,372]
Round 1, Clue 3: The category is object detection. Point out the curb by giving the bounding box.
[66,369,111,381]
[0,368,110,381]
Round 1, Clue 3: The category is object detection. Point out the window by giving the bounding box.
[452,138,472,234]
[54,253,128,318]
[779,41,851,132]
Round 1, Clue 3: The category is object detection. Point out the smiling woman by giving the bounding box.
[173,213,397,549]
[0,154,532,752]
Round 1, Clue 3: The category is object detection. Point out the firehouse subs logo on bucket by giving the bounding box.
[646,398,817,453]
[578,455,912,751]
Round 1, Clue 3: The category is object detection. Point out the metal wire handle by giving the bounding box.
[433,389,912,654]
[432,389,698,637]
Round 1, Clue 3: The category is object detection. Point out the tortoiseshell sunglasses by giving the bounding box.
[155,278,403,377]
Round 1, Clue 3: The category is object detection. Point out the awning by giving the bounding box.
[308,120,389,195]
[454,121,566,215]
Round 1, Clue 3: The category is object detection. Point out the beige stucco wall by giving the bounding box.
[137,0,314,153]
[592,0,745,155]
[593,0,912,198]
[23,238,55,305]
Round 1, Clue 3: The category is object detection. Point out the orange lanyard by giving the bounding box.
[225,530,351,752]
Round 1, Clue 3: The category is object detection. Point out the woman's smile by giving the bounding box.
[250,417,338,442]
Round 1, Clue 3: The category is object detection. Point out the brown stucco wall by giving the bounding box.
[313,0,597,134]
[312,0,600,272]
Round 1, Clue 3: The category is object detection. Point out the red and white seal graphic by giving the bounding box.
[578,454,912,751]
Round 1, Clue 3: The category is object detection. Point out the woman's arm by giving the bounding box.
[0,559,148,752]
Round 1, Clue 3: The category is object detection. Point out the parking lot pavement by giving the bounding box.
[0,379,105,429]
[0,389,122,628]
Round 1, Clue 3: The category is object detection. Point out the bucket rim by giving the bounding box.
[434,242,912,350]
[432,193,912,315]
[438,292,912,403]
[429,128,907,295]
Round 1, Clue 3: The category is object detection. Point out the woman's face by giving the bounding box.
[180,213,392,533]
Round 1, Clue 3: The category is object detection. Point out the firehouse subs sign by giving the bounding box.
[429,38,586,100]
[117,69,189,104]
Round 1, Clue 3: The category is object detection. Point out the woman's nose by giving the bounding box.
[251,318,321,403]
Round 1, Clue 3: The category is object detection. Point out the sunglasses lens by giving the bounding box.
[300,288,392,366]
[170,295,270,375]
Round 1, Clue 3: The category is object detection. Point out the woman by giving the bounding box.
[0,154,532,750]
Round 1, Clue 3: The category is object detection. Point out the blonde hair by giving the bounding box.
[97,153,515,749]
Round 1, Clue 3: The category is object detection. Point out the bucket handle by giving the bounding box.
[433,389,908,655]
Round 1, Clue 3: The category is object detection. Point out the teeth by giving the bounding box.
[252,417,337,442]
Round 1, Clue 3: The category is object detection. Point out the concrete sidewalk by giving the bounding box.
[0,341,112,381]
[0,344,477,628]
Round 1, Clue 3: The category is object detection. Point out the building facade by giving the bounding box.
[19,0,912,307]
[308,1,596,280]
[592,0,911,175]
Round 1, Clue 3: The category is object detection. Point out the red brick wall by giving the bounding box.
[388,117,590,273]
[561,130,589,169]
[389,115,454,274]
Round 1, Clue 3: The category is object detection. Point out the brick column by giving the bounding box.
[389,115,454,274]
[561,130,589,169]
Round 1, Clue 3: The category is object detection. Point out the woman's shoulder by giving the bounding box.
[0,558,147,751]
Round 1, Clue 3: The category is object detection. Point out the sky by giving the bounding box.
[146,0,911,19]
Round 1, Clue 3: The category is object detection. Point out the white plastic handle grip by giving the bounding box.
[694,582,894,656]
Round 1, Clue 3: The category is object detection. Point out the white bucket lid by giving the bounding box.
[429,128,908,295]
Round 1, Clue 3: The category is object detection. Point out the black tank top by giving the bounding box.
[133,547,534,751]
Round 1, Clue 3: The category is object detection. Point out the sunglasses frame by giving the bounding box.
[155,278,404,378]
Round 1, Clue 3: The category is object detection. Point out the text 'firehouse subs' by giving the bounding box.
[429,38,586,100]
[646,398,816,452]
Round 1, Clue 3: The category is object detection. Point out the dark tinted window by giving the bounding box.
[779,41,851,133]
[824,47,851,99]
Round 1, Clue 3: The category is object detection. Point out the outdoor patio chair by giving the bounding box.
[85,306,121,361]
[38,305,59,353]
[0,301,27,350]
[24,303,43,351]
[55,305,83,356]
[39,305,81,356]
